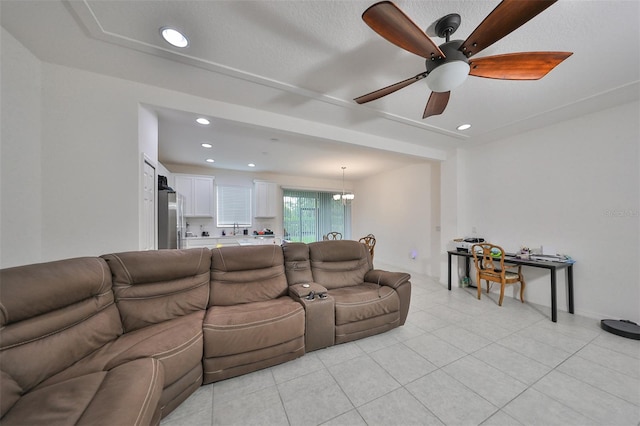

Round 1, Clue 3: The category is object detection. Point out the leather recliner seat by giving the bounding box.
[203,245,305,383]
[0,257,164,425]
[283,240,411,345]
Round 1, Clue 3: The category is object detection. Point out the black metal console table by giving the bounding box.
[447,250,574,322]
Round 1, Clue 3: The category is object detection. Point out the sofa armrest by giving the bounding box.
[365,270,411,289]
[289,282,328,299]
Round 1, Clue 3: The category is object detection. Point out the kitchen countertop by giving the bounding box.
[184,234,282,248]
[185,234,276,239]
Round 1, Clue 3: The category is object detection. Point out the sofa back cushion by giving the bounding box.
[0,257,122,411]
[308,240,372,289]
[282,241,313,285]
[102,248,210,332]
[210,245,288,306]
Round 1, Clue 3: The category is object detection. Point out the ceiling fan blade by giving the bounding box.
[354,72,426,104]
[362,1,444,59]
[423,91,450,118]
[460,0,557,58]
[469,52,573,80]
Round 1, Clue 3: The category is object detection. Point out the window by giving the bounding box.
[217,185,252,227]
[283,189,351,242]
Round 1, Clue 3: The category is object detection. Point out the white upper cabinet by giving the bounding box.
[175,174,214,217]
[254,181,278,218]
[193,177,214,217]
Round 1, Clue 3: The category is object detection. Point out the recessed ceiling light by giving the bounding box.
[248,163,256,168]
[201,143,213,148]
[457,123,472,131]
[160,27,189,48]
[196,117,210,125]
[206,159,215,163]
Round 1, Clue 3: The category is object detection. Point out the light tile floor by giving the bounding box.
[162,272,640,426]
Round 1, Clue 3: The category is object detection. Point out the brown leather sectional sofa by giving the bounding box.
[0,240,411,425]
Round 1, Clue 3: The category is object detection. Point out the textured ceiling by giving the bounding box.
[2,0,639,179]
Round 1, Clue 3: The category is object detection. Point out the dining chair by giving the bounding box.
[324,231,342,240]
[471,243,526,306]
[358,234,376,261]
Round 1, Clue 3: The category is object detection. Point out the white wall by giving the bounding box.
[138,105,158,163]
[439,148,467,282]
[38,63,141,260]
[1,29,43,267]
[352,162,441,276]
[456,101,640,321]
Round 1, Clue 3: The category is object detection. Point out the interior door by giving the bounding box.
[142,160,156,250]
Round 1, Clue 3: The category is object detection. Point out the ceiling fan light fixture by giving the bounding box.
[160,27,189,48]
[425,60,470,92]
[356,3,570,119]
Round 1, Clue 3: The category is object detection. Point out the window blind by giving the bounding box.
[217,185,252,227]
[283,189,351,242]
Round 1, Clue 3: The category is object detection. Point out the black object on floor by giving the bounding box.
[600,319,640,340]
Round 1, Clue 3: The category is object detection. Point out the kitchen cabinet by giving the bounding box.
[175,174,214,217]
[254,181,278,218]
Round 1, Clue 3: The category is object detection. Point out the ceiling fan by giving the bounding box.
[354,0,573,119]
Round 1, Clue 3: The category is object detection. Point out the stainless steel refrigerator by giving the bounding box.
[158,189,184,249]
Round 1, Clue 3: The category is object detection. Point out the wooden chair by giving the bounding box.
[471,243,526,306]
[358,234,376,261]
[324,231,342,240]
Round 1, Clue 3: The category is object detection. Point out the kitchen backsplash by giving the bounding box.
[185,217,277,237]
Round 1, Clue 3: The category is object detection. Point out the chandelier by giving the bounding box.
[333,166,355,204]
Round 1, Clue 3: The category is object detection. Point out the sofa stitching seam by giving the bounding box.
[112,254,134,289]
[333,290,396,307]
[195,248,205,276]
[153,331,201,359]
[202,342,305,375]
[135,358,160,426]
[114,277,209,301]
[203,306,303,330]
[0,301,116,351]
